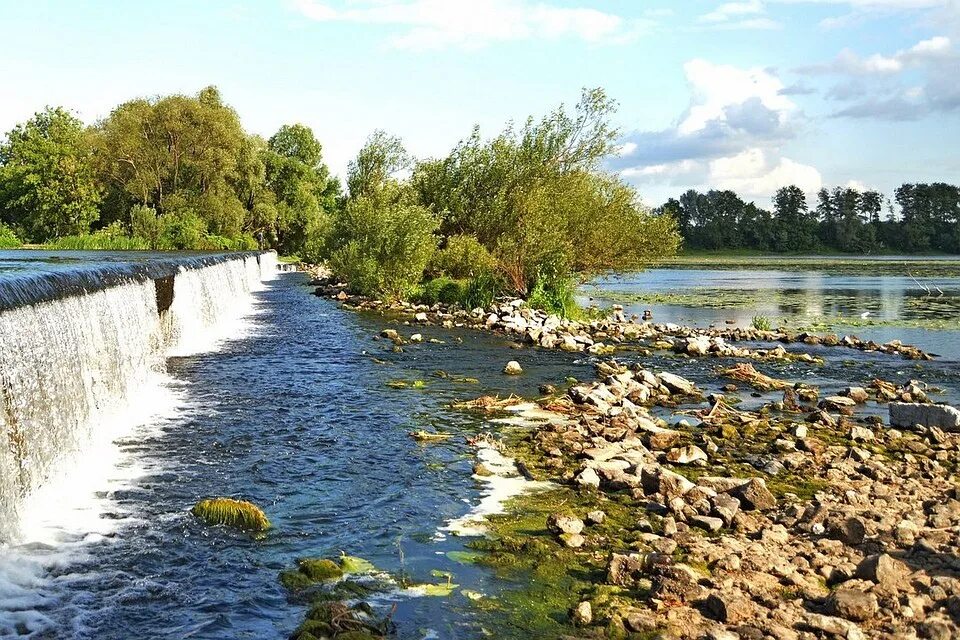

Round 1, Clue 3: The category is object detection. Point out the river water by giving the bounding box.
[2,262,959,639]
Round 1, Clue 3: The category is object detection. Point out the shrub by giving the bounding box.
[49,222,149,250]
[0,223,22,248]
[463,272,501,309]
[429,234,496,279]
[525,251,579,317]
[416,276,469,306]
[328,194,438,300]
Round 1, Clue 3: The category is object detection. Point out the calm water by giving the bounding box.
[6,264,960,639]
[582,262,960,359]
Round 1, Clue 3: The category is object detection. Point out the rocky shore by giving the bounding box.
[309,276,960,639]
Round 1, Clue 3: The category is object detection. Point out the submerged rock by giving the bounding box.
[191,497,270,532]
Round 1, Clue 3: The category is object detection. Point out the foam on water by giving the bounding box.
[0,252,276,638]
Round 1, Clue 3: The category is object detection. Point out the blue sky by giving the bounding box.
[1,0,958,207]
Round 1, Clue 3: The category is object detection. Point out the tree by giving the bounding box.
[772,185,816,251]
[0,107,101,241]
[347,130,409,198]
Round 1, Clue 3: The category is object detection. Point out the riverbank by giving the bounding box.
[310,272,960,639]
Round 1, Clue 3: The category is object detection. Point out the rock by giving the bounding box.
[856,553,910,591]
[586,510,605,525]
[801,613,866,640]
[414,312,429,323]
[702,591,754,624]
[646,426,682,451]
[731,477,777,511]
[571,600,592,626]
[826,589,879,622]
[666,445,708,465]
[658,372,697,395]
[335,290,348,300]
[691,515,724,532]
[844,386,870,403]
[472,462,493,476]
[560,532,585,548]
[547,514,585,536]
[575,467,601,490]
[641,466,695,499]
[409,333,423,343]
[503,361,523,375]
[829,516,866,545]
[849,426,874,441]
[380,329,399,340]
[890,402,960,431]
[608,553,648,586]
[682,335,712,356]
[820,395,858,410]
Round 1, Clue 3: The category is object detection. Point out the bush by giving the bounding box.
[416,277,469,306]
[328,194,438,300]
[49,222,149,250]
[0,223,22,248]
[429,234,496,279]
[751,315,773,331]
[463,272,501,309]
[525,251,579,317]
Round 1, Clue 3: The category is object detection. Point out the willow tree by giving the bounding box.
[412,88,680,294]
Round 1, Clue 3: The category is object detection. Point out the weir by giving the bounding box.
[0,251,278,541]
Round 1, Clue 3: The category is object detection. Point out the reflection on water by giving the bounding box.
[582,265,960,360]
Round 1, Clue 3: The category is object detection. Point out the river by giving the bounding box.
[1,259,959,638]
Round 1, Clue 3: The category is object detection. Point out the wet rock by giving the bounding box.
[844,387,870,403]
[820,395,858,411]
[503,361,523,375]
[890,403,960,431]
[826,589,879,622]
[659,372,697,395]
[380,328,399,340]
[547,514,585,536]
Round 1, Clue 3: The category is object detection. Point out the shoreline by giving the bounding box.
[307,272,960,639]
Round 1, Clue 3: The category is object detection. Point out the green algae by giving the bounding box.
[339,555,377,575]
[191,497,270,532]
[299,558,344,582]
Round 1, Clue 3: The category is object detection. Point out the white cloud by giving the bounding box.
[697,1,782,29]
[291,0,642,50]
[614,60,820,201]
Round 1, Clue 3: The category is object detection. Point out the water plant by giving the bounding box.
[751,314,773,331]
[191,497,270,532]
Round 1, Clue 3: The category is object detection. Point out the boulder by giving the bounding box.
[890,402,960,431]
[702,591,754,624]
[503,361,523,375]
[826,589,879,622]
[658,372,697,395]
[856,553,910,591]
[730,478,777,511]
[575,467,601,490]
[547,514,584,536]
[571,601,592,626]
[666,445,708,465]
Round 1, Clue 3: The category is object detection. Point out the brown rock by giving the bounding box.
[731,478,777,511]
[826,589,879,622]
[702,590,754,624]
[856,553,910,591]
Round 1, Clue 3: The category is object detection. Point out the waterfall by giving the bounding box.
[0,251,278,543]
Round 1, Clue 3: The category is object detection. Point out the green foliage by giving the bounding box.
[429,234,497,279]
[412,88,680,293]
[526,252,580,317]
[347,130,409,198]
[0,107,101,242]
[298,558,344,582]
[49,222,149,250]
[416,277,469,306]
[191,497,270,532]
[751,315,773,331]
[0,223,22,248]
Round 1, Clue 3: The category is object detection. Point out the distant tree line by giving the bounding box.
[658,183,960,254]
[0,87,338,254]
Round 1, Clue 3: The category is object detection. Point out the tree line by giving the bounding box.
[659,183,960,254]
[0,86,679,314]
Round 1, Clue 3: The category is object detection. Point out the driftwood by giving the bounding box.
[719,363,792,391]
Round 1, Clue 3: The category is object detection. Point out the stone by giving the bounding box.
[641,466,695,499]
[691,515,724,532]
[731,477,777,511]
[844,387,870,403]
[571,600,592,626]
[409,333,423,343]
[547,514,585,536]
[890,402,960,431]
[586,510,605,525]
[856,553,910,591]
[849,426,874,442]
[826,589,879,622]
[503,360,523,375]
[414,312,429,322]
[666,445,708,465]
[560,532,585,548]
[575,467,601,490]
[829,517,866,545]
[658,372,697,395]
[646,427,682,450]
[800,613,866,640]
[380,328,399,340]
[702,591,754,624]
[608,553,649,586]
[821,395,858,410]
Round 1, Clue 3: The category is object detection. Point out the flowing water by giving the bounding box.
[0,254,958,639]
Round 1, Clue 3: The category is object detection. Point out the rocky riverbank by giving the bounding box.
[309,276,960,639]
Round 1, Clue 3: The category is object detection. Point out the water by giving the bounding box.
[582,260,960,359]
[1,256,959,639]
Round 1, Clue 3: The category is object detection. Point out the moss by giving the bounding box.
[191,497,270,532]
[299,558,344,582]
[280,569,317,592]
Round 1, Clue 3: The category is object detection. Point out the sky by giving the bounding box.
[1,0,958,207]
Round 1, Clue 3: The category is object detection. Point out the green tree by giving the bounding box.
[0,107,101,241]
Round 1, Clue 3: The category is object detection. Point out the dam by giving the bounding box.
[0,250,278,542]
